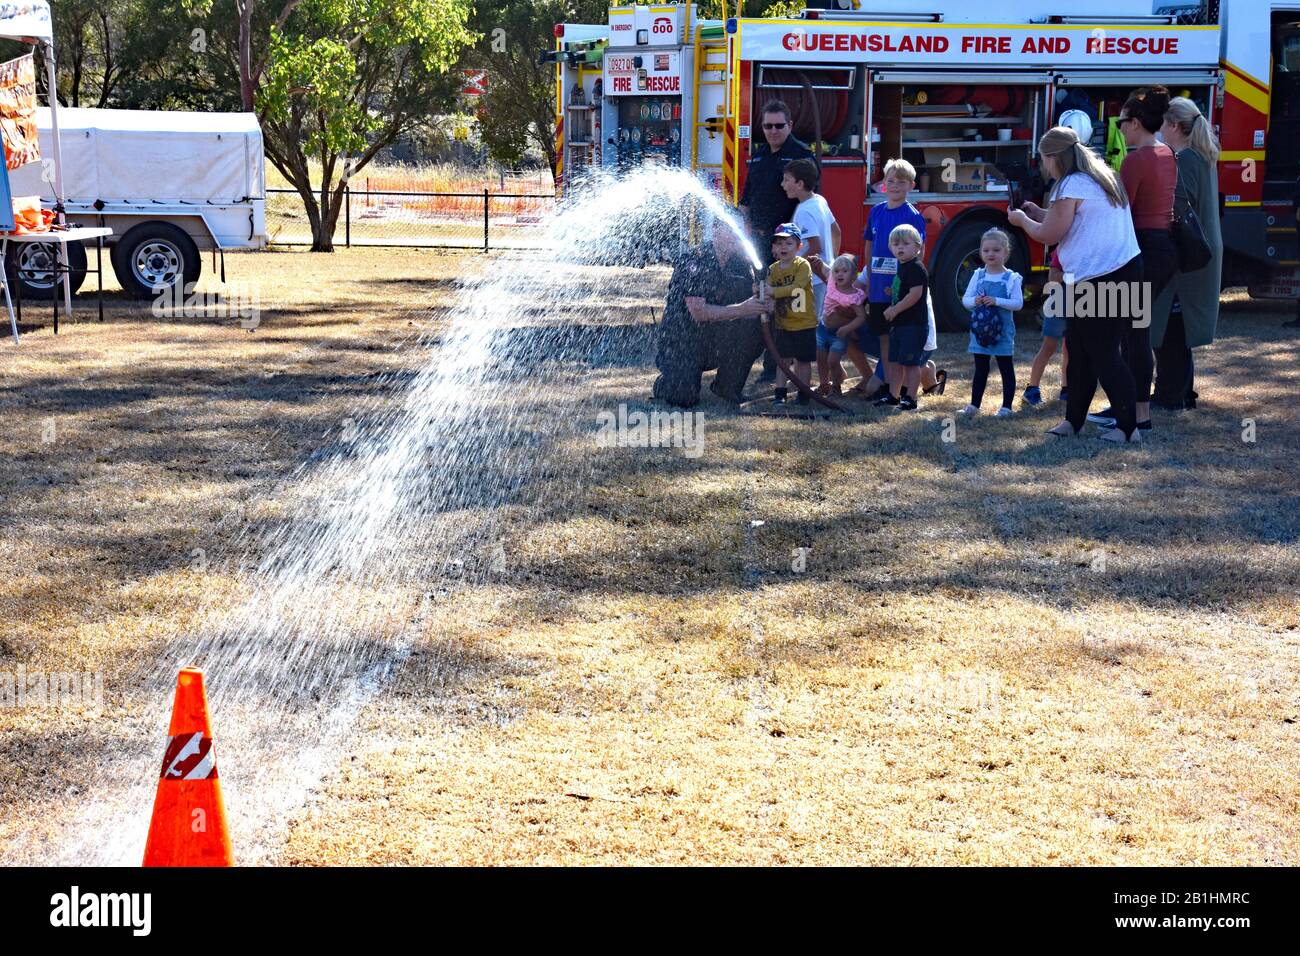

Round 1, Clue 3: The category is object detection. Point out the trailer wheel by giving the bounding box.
[4,240,87,299]
[931,219,1029,333]
[111,223,201,300]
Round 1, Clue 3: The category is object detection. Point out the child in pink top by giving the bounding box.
[808,253,867,395]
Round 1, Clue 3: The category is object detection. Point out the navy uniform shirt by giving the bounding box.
[661,243,755,350]
[654,243,762,405]
[739,136,815,237]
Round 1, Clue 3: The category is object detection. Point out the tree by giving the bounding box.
[466,1,602,180]
[241,0,477,250]
[45,0,142,107]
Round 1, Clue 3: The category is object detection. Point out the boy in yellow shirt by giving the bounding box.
[763,222,816,405]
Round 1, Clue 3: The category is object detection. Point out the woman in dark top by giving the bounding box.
[1106,86,1177,433]
[1151,97,1224,404]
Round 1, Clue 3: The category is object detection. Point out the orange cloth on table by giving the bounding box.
[8,195,53,233]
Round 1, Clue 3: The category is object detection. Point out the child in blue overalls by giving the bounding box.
[960,228,1023,417]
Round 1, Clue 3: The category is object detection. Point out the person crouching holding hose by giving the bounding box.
[1009,127,1143,443]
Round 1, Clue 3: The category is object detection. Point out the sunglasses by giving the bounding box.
[762,122,787,130]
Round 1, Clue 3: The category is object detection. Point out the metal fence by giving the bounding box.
[266,186,557,250]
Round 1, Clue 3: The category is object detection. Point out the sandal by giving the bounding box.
[922,368,948,396]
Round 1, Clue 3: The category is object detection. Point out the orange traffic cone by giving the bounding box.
[142,666,233,866]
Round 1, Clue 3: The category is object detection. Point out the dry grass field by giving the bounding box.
[1,247,1296,865]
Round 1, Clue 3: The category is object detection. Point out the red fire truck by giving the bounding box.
[554,2,1300,329]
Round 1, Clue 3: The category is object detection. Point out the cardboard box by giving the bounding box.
[921,148,1002,193]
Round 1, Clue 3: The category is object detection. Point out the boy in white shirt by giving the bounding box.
[782,158,840,323]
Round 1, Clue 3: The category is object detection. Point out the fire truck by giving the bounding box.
[551,2,1300,329]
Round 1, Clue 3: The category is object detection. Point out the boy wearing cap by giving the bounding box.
[763,222,817,404]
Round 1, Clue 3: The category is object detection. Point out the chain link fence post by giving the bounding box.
[483,188,490,253]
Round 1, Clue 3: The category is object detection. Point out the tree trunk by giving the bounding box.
[323,181,347,248]
[312,180,335,252]
[293,183,326,252]
[70,48,82,108]
[238,1,256,112]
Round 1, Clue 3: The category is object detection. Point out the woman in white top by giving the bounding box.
[1008,126,1143,443]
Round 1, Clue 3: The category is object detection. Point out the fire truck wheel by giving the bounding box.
[111,222,202,300]
[4,240,87,300]
[931,219,1028,333]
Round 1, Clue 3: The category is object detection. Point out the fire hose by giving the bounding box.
[753,266,851,414]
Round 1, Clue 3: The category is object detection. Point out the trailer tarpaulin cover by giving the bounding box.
[7,107,266,203]
[0,54,39,169]
[0,1,53,43]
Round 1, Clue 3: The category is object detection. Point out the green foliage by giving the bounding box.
[259,0,475,161]
[260,32,369,159]
[251,0,476,248]
[464,1,607,176]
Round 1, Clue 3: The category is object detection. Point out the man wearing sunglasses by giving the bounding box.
[739,100,814,380]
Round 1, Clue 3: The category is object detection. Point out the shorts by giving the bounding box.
[774,326,817,363]
[816,321,849,355]
[865,301,891,337]
[888,323,928,367]
[1041,312,1067,340]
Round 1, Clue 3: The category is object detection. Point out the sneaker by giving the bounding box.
[873,393,900,407]
[773,387,788,406]
[961,404,979,417]
[898,397,918,411]
[868,382,892,401]
[1057,387,1069,402]
[1101,419,1152,431]
[795,390,811,406]
[1086,406,1117,426]
[1022,386,1043,406]
[996,406,1014,418]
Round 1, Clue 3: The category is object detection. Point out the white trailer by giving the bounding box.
[7,107,267,299]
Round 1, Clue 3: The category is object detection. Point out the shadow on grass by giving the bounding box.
[3,305,1297,624]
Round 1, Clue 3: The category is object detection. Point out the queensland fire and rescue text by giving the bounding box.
[780,32,1181,56]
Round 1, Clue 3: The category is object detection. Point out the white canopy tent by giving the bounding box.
[0,1,73,313]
